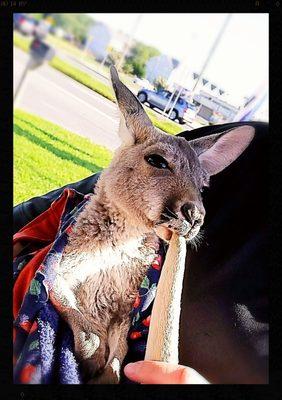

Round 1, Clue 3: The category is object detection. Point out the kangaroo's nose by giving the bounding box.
[180,202,204,226]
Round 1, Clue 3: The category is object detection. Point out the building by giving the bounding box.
[110,29,134,53]
[87,23,112,61]
[193,90,239,123]
[145,55,175,84]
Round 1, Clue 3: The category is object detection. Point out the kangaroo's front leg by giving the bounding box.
[50,275,107,381]
[66,310,108,381]
[89,319,130,384]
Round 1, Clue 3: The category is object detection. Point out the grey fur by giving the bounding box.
[50,65,255,383]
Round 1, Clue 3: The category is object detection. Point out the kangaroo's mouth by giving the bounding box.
[154,221,201,242]
[153,208,203,242]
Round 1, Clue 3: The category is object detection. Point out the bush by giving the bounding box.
[122,62,134,75]
[106,49,122,67]
[154,76,168,92]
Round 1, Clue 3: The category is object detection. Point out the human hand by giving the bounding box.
[124,360,209,384]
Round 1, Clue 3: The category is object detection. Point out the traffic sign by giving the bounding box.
[14,39,55,106]
[30,38,55,62]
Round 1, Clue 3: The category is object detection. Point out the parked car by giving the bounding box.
[14,14,37,36]
[137,88,192,124]
[183,103,198,122]
[13,13,25,30]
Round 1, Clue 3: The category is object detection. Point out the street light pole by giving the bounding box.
[163,66,190,118]
[162,88,177,116]
[190,14,232,102]
[167,86,184,119]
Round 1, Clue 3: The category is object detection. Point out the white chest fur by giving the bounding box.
[58,236,154,288]
[51,235,156,317]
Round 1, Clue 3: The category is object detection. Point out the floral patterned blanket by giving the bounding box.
[13,188,165,384]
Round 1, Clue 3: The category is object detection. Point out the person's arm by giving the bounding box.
[13,172,101,234]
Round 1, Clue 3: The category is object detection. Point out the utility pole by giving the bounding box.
[116,14,142,71]
[163,66,190,118]
[162,88,177,117]
[190,14,232,102]
[167,86,184,119]
[167,68,191,119]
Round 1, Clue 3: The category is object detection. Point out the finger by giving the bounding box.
[124,360,209,384]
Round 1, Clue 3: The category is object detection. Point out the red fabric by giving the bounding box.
[13,245,52,319]
[13,189,72,245]
[13,189,72,320]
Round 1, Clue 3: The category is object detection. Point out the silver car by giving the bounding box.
[137,88,188,124]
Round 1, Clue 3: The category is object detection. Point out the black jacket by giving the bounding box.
[13,121,268,383]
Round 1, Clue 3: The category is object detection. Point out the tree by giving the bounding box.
[51,14,94,44]
[124,42,160,78]
[107,48,122,67]
[154,76,168,92]
[30,13,94,44]
[30,14,44,21]
[122,62,134,75]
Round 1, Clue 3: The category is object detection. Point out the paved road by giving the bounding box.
[57,51,111,87]
[14,47,122,151]
[13,47,192,152]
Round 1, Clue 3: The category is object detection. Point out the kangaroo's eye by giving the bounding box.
[145,154,169,169]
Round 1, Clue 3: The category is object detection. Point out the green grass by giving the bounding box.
[14,32,183,135]
[46,34,144,89]
[13,32,32,52]
[14,109,113,206]
[146,109,183,135]
[50,57,115,101]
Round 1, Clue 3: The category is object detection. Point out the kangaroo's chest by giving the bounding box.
[57,237,157,319]
[74,257,150,320]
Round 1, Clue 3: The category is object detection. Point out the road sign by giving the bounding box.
[30,38,55,63]
[14,39,55,106]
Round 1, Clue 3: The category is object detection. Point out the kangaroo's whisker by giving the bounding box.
[164,207,178,219]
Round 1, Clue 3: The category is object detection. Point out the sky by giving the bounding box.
[88,13,268,106]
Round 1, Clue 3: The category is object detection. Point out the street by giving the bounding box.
[14,47,122,151]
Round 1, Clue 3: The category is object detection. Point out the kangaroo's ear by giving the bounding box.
[110,65,155,146]
[189,125,255,176]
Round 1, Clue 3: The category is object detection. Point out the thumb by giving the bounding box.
[124,360,209,384]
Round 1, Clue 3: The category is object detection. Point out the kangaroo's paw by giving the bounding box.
[74,331,107,382]
[87,358,121,384]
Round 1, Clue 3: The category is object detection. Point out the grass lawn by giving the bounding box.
[14,32,183,136]
[13,31,32,52]
[14,109,113,206]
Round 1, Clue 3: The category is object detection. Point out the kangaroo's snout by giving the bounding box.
[154,201,205,242]
[180,202,205,228]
